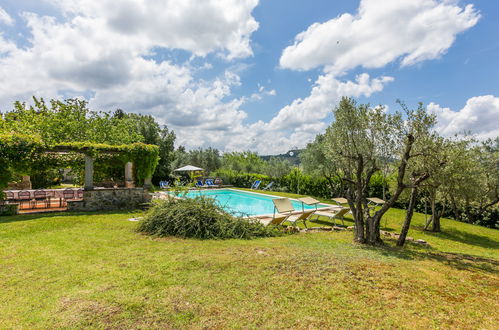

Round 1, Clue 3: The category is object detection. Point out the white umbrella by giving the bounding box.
[173,165,204,172]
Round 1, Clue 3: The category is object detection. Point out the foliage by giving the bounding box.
[212,169,271,188]
[322,97,436,244]
[138,197,282,239]
[152,127,176,183]
[1,97,174,185]
[0,134,159,196]
[281,168,333,198]
[171,147,222,174]
[221,151,266,173]
[1,98,144,145]
[0,204,18,216]
[0,134,46,197]
[262,157,293,178]
[301,133,339,179]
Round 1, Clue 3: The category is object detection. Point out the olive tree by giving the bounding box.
[323,97,435,245]
[396,135,446,245]
[301,133,344,195]
[421,137,499,230]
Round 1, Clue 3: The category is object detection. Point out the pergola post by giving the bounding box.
[143,176,152,190]
[125,162,135,188]
[84,154,94,190]
[21,175,32,189]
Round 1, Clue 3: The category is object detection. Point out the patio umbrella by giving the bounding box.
[173,165,204,172]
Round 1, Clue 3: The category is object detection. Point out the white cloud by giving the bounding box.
[0,0,483,155]
[0,1,261,148]
[428,95,499,140]
[45,0,259,59]
[267,73,393,130]
[280,0,480,73]
[216,72,393,154]
[249,85,277,101]
[0,7,14,25]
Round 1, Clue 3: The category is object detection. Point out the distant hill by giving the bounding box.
[260,149,302,165]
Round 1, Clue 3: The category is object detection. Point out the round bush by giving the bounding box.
[137,197,282,239]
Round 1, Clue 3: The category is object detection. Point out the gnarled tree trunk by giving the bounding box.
[397,186,418,246]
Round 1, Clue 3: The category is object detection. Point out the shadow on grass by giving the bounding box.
[420,227,499,250]
[359,240,499,274]
[308,216,355,228]
[0,209,143,224]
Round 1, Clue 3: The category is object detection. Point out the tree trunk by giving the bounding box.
[397,187,418,246]
[353,197,365,243]
[450,196,460,221]
[366,216,382,245]
[424,190,436,230]
[431,203,445,232]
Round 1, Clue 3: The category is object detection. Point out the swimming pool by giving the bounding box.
[175,189,330,217]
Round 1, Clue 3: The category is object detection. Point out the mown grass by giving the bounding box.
[240,188,499,259]
[0,194,498,328]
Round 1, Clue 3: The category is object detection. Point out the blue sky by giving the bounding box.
[0,0,498,153]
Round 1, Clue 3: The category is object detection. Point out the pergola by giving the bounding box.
[1,134,160,200]
[46,144,158,190]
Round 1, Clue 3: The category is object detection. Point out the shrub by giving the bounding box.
[137,197,283,239]
[0,204,18,216]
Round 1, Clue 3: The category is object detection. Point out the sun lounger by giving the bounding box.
[367,197,385,206]
[284,209,315,228]
[331,197,348,206]
[204,178,216,188]
[251,180,261,189]
[298,196,320,211]
[195,179,204,188]
[270,198,316,227]
[269,197,295,224]
[312,207,350,226]
[262,181,274,190]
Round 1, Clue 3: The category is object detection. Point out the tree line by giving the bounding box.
[1,97,497,245]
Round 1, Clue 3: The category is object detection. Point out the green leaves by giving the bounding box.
[138,197,282,239]
[0,134,159,192]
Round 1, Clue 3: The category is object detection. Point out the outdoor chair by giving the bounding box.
[63,188,75,199]
[203,178,216,188]
[262,181,274,190]
[251,180,261,189]
[44,190,56,208]
[312,207,350,227]
[33,190,48,209]
[18,190,31,209]
[195,179,204,188]
[5,191,14,200]
[214,177,223,186]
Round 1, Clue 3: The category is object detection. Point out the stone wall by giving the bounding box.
[67,188,151,212]
[7,176,32,190]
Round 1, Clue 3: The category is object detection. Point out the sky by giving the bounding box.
[0,0,498,154]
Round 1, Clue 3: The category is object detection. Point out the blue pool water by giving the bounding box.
[176,189,329,216]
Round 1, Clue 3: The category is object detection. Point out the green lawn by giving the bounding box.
[1,194,498,328]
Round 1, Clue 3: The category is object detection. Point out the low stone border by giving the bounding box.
[380,230,428,244]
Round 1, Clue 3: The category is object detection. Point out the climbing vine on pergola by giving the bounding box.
[0,133,159,196]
